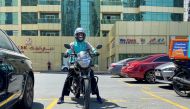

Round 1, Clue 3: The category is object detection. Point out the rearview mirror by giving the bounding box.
[96,45,102,49]
[64,44,71,49]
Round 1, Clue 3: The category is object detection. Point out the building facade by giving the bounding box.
[0,0,100,37]
[0,0,62,36]
[61,0,100,36]
[100,0,185,37]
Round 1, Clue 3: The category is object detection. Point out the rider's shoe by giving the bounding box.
[96,96,103,104]
[75,93,80,99]
[57,97,64,104]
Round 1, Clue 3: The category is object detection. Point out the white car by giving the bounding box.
[155,62,176,84]
[61,64,69,72]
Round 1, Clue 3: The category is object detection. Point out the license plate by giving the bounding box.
[155,72,161,76]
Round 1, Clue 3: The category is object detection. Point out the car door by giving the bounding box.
[0,54,9,109]
[0,30,24,108]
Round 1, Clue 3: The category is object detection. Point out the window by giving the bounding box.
[0,0,18,6]
[154,56,171,62]
[102,31,109,37]
[39,13,60,23]
[22,12,38,24]
[0,30,13,50]
[140,12,183,21]
[123,0,140,7]
[21,0,37,6]
[0,13,18,24]
[40,31,60,36]
[123,13,140,21]
[38,0,60,5]
[101,0,122,5]
[22,30,38,36]
[102,14,121,24]
[6,30,18,36]
[140,0,184,7]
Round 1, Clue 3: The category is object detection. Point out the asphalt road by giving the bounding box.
[32,73,190,109]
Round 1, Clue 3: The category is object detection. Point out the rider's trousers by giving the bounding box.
[60,69,100,97]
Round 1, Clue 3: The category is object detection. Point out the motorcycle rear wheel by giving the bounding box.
[173,73,190,97]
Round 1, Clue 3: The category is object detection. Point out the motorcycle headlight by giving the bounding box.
[78,59,91,68]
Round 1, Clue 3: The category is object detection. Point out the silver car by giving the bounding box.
[108,58,136,77]
[155,62,176,84]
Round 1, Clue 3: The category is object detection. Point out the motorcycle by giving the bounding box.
[171,59,190,97]
[64,44,102,109]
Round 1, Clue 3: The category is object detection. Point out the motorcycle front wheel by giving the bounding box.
[173,73,190,97]
[83,79,91,109]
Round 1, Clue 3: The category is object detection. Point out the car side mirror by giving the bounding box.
[96,45,102,49]
[64,44,71,49]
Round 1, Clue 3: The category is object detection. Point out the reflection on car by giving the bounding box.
[0,29,34,109]
[155,62,176,84]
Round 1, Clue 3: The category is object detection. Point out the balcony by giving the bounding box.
[101,19,122,24]
[101,1,122,6]
[38,0,60,5]
[38,18,60,23]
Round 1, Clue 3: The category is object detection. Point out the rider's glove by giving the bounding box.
[94,52,100,56]
[64,53,69,58]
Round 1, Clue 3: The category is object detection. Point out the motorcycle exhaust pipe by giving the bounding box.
[173,77,190,86]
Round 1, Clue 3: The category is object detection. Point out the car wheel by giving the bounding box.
[145,70,156,84]
[14,75,34,109]
[62,68,68,72]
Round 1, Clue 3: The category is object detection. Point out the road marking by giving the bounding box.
[142,89,189,109]
[0,93,17,107]
[118,79,134,87]
[45,98,58,109]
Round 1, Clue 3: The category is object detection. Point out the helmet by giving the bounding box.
[74,27,86,42]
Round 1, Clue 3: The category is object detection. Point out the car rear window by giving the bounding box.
[154,56,171,62]
[0,30,13,51]
[136,56,151,61]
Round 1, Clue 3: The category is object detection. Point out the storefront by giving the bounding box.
[107,21,190,65]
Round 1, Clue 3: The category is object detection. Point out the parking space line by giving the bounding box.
[45,98,58,109]
[142,89,189,109]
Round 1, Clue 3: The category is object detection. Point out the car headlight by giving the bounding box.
[163,67,175,71]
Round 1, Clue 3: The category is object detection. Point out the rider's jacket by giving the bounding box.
[66,40,97,63]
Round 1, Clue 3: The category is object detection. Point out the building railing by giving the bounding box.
[38,18,60,23]
[101,1,122,5]
[38,0,60,5]
[101,19,122,24]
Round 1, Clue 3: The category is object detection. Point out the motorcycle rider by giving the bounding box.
[57,27,103,104]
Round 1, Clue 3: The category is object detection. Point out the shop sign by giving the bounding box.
[17,38,55,53]
[119,36,165,45]
[18,45,55,53]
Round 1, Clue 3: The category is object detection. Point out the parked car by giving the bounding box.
[108,58,136,77]
[61,64,69,72]
[0,29,34,109]
[155,62,176,84]
[121,54,171,83]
